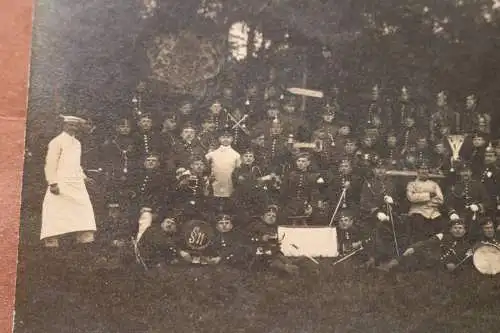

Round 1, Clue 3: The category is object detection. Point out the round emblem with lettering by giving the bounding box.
[182,220,214,251]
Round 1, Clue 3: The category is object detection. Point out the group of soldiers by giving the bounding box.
[73,84,500,274]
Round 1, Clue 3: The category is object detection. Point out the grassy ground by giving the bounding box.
[13,206,500,333]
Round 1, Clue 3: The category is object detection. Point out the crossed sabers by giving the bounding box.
[225,108,250,135]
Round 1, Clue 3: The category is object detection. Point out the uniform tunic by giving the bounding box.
[41,132,96,240]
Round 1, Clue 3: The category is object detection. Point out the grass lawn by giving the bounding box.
[13,205,500,333]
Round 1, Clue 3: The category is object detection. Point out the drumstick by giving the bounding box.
[332,247,364,266]
[291,244,320,264]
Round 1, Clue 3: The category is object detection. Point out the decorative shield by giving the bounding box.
[182,220,215,251]
[147,31,224,100]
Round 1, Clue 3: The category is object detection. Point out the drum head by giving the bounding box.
[473,244,500,275]
[181,220,215,251]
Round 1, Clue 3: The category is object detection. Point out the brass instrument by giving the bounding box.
[292,139,323,152]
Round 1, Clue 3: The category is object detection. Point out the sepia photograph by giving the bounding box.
[14,0,500,332]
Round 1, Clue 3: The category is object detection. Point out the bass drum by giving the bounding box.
[473,243,500,275]
[181,220,215,252]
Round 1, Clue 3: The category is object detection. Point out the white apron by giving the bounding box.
[41,132,96,240]
[206,146,241,198]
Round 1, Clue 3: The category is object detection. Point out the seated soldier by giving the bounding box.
[335,208,365,258]
[406,161,445,243]
[174,156,212,222]
[475,217,500,247]
[379,219,472,272]
[247,205,299,275]
[280,152,325,225]
[212,213,254,268]
[127,152,166,243]
[232,148,272,219]
[136,216,181,274]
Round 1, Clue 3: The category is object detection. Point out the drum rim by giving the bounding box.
[472,243,500,275]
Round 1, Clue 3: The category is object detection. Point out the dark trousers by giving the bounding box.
[408,214,446,244]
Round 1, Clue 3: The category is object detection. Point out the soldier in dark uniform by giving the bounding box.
[198,116,219,153]
[311,127,336,172]
[279,92,310,141]
[255,119,294,176]
[460,132,489,176]
[232,148,273,219]
[476,145,500,220]
[414,132,433,169]
[207,99,228,133]
[136,217,182,273]
[315,101,340,145]
[127,152,167,240]
[360,161,408,265]
[212,214,254,268]
[380,219,472,272]
[168,122,206,171]
[132,112,161,165]
[335,208,366,258]
[253,100,282,141]
[280,152,325,225]
[334,119,353,154]
[328,159,362,211]
[356,133,380,178]
[398,114,419,160]
[176,100,195,129]
[431,140,452,175]
[475,217,500,246]
[445,163,490,241]
[100,118,137,214]
[174,155,212,222]
[247,205,299,275]
[380,131,402,169]
[160,111,178,148]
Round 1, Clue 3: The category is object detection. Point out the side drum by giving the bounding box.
[473,243,500,275]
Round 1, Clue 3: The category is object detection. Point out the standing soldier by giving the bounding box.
[132,112,161,165]
[414,132,433,169]
[477,145,500,220]
[278,92,310,141]
[380,131,402,169]
[169,122,206,171]
[206,99,228,133]
[198,116,219,153]
[445,163,490,241]
[41,115,97,263]
[205,128,242,211]
[160,111,178,148]
[460,132,489,175]
[398,113,419,160]
[101,117,136,216]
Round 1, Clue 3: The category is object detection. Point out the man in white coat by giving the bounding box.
[205,128,241,212]
[41,115,97,249]
[406,161,445,243]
